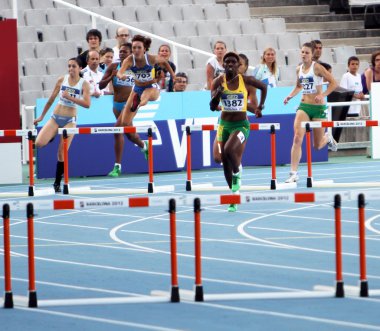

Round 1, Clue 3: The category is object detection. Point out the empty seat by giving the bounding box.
[332,63,348,80]
[17,26,39,43]
[100,0,122,6]
[31,0,55,8]
[46,8,71,25]
[24,58,47,76]
[0,0,11,9]
[112,6,137,23]
[18,42,36,61]
[35,41,58,58]
[47,57,68,75]
[256,34,278,51]
[56,40,79,58]
[186,83,202,91]
[55,0,76,7]
[286,49,301,66]
[17,0,33,10]
[125,0,146,5]
[218,19,241,36]
[42,75,60,91]
[277,32,300,50]
[41,25,66,42]
[65,25,87,44]
[263,17,286,34]
[227,3,250,19]
[146,0,169,4]
[298,31,320,45]
[193,0,214,4]
[69,10,92,24]
[242,50,260,66]
[197,21,219,36]
[203,4,228,20]
[2,9,26,26]
[20,76,43,92]
[182,5,204,21]
[240,19,263,35]
[136,5,160,22]
[24,9,47,26]
[186,68,205,85]
[21,90,44,106]
[192,52,210,69]
[159,5,183,21]
[171,0,192,4]
[172,36,190,53]
[334,46,356,64]
[275,49,287,66]
[234,35,255,53]
[177,53,193,71]
[133,22,153,35]
[320,47,334,64]
[189,36,211,52]
[89,7,113,19]
[152,21,175,38]
[77,0,100,7]
[174,21,197,37]
[279,65,297,81]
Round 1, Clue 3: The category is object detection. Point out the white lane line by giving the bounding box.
[365,214,380,235]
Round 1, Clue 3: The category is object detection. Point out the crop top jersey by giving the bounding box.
[113,63,134,87]
[298,62,323,94]
[130,53,155,83]
[58,75,85,108]
[220,74,248,112]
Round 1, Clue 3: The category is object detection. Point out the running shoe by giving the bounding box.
[141,140,149,160]
[131,93,141,112]
[231,172,241,193]
[108,164,121,177]
[228,204,237,212]
[326,132,338,152]
[53,183,61,193]
[285,171,299,183]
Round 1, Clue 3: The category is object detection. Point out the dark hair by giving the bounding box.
[223,51,240,63]
[238,53,249,67]
[68,57,81,66]
[347,56,360,66]
[99,47,114,57]
[176,72,188,82]
[86,29,102,43]
[319,61,332,71]
[371,50,380,67]
[132,35,152,51]
[311,39,322,47]
[302,42,314,52]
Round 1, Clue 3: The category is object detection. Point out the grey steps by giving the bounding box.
[248,0,329,7]
[322,36,380,47]
[320,29,380,39]
[250,5,330,16]
[356,46,380,55]
[287,20,365,31]
[283,14,365,23]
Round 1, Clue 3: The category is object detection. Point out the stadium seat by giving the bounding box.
[21,90,44,106]
[24,9,47,26]
[133,22,153,35]
[256,34,278,51]
[203,4,228,20]
[177,52,193,71]
[24,58,47,76]
[152,21,175,38]
[147,0,169,5]
[55,0,76,8]
[17,0,33,10]
[112,6,137,23]
[35,41,58,58]
[192,51,211,69]
[197,21,219,36]
[320,47,335,64]
[65,25,87,44]
[227,3,251,20]
[171,0,193,4]
[279,65,297,82]
[234,35,255,52]
[173,36,190,53]
[46,8,71,25]
[100,0,123,6]
[332,62,348,80]
[89,7,113,19]
[46,57,68,75]
[334,46,356,64]
[298,31,320,45]
[41,25,66,42]
[189,36,211,53]
[218,19,242,36]
[20,76,43,92]
[186,68,205,85]
[275,49,287,66]
[43,90,53,98]
[286,49,301,66]
[182,5,204,21]
[242,50,260,67]
[18,42,36,61]
[240,19,263,35]
[277,32,300,50]
[69,10,92,25]
[2,9,26,26]
[174,21,197,37]
[42,74,60,91]
[193,0,215,4]
[56,41,79,58]
[31,0,55,9]
[0,0,11,9]
[125,0,146,5]
[77,0,100,8]
[136,5,160,22]
[17,26,39,43]
[263,18,287,34]
[159,5,183,21]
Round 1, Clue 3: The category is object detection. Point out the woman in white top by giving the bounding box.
[283,43,337,183]
[254,47,279,88]
[34,57,91,192]
[206,41,227,90]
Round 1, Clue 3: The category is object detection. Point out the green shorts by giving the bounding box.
[297,103,327,120]
[217,119,250,143]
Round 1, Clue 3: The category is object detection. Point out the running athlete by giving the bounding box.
[283,42,338,183]
[99,43,133,177]
[34,58,91,193]
[210,52,267,212]
[116,35,175,159]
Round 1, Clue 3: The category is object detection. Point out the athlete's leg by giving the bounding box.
[289,110,310,172]
[213,136,222,164]
[35,118,59,148]
[139,87,160,108]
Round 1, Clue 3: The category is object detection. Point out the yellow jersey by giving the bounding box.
[221,74,248,112]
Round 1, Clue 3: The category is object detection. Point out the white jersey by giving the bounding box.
[298,62,323,94]
[58,75,85,108]
[340,71,363,115]
[81,66,105,95]
[253,64,278,88]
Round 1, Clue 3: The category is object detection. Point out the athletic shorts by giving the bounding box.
[217,119,250,143]
[133,83,159,97]
[297,103,327,120]
[113,101,126,113]
[51,114,76,128]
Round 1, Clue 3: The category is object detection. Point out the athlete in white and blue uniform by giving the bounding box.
[115,35,176,160]
[34,58,91,192]
[283,42,338,183]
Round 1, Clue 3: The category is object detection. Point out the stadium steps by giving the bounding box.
[250,5,330,17]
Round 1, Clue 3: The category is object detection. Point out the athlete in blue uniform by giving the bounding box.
[283,42,338,183]
[210,52,267,212]
[34,58,91,192]
[116,35,175,159]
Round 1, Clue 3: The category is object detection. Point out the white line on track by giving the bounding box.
[365,214,380,235]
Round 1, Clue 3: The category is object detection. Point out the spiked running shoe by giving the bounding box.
[231,173,241,193]
[53,183,61,193]
[326,132,338,152]
[285,171,299,183]
[108,164,121,177]
[228,204,237,212]
[141,140,149,160]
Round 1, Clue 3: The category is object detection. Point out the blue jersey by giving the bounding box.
[113,63,134,87]
[130,53,155,83]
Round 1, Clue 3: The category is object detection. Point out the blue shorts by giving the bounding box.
[113,101,126,113]
[51,114,76,128]
[133,83,159,97]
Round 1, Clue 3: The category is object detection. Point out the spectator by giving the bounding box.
[77,29,102,68]
[113,27,130,63]
[340,56,365,117]
[253,47,279,88]
[238,53,255,77]
[81,50,108,97]
[173,72,188,92]
[99,47,114,73]
[311,40,323,62]
[363,50,380,93]
[155,44,176,92]
[206,41,227,90]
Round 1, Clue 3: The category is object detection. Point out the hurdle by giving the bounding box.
[0,129,37,197]
[182,123,296,191]
[301,120,379,188]
[58,126,174,194]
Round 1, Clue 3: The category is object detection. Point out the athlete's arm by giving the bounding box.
[116,55,132,80]
[99,63,117,90]
[209,76,223,111]
[314,62,337,103]
[244,76,267,117]
[284,66,303,105]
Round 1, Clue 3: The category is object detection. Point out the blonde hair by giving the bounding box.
[261,47,278,77]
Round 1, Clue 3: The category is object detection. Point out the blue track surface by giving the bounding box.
[1,157,380,331]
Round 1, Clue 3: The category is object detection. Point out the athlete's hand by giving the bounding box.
[283,96,292,105]
[33,116,42,125]
[255,109,262,118]
[314,94,324,103]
